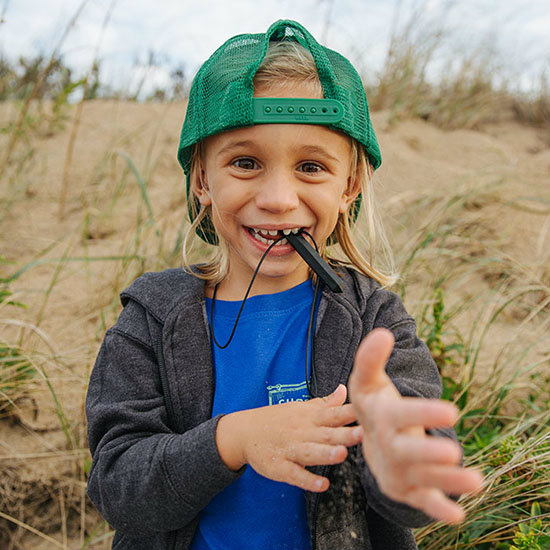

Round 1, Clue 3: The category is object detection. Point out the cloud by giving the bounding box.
[1,0,547,94]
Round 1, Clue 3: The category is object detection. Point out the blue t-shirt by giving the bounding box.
[190,280,318,550]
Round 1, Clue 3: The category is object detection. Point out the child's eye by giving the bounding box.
[233,158,258,170]
[298,162,323,174]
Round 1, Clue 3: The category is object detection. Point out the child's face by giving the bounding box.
[195,84,358,296]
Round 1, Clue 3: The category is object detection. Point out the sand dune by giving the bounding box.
[0,100,548,548]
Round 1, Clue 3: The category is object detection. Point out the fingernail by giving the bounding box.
[352,426,363,439]
[315,479,324,490]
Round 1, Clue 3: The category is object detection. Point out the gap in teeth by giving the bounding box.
[248,227,297,245]
[250,227,302,236]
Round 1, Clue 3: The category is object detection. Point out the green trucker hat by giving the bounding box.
[178,19,381,244]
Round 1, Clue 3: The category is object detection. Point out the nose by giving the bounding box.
[254,171,300,213]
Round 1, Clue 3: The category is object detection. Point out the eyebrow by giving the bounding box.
[216,140,257,158]
[216,140,341,163]
[298,145,340,164]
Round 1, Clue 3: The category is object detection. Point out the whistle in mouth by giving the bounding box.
[286,232,343,293]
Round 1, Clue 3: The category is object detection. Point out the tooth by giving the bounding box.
[291,228,299,234]
[251,231,265,243]
[268,230,278,236]
[282,229,291,235]
[279,237,288,245]
[260,229,269,236]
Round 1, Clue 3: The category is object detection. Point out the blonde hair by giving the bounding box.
[183,41,397,287]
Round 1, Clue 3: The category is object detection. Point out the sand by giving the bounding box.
[0,99,548,548]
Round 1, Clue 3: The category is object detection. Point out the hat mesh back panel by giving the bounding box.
[178,20,381,243]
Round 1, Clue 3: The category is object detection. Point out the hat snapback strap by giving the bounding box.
[252,98,344,124]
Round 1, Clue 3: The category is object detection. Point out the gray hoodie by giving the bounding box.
[86,266,456,550]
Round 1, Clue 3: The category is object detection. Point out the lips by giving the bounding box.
[247,224,311,245]
[243,226,299,256]
[248,228,289,246]
[248,226,303,236]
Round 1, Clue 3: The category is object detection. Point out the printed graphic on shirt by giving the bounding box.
[267,382,310,405]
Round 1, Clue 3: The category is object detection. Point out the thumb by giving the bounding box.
[323,383,347,406]
[349,328,395,396]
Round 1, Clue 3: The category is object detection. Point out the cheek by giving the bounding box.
[326,210,341,235]
[208,179,234,206]
[209,182,251,220]
[316,188,346,222]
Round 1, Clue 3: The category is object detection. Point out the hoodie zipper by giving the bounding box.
[154,338,178,432]
[310,464,329,550]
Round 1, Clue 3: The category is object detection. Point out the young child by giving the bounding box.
[86,19,483,550]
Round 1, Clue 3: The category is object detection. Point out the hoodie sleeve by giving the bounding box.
[86,300,245,537]
[357,287,459,528]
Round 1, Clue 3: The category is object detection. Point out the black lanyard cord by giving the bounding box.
[306,274,322,398]
[210,234,286,349]
[209,230,323,398]
[300,230,322,398]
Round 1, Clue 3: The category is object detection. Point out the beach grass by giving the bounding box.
[0,5,548,548]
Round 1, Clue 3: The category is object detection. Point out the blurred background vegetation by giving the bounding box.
[0,33,547,126]
[0,1,549,549]
[0,0,548,126]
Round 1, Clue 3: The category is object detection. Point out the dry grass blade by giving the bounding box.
[0,4,547,546]
[0,511,64,549]
[0,0,90,182]
[0,449,88,461]
[416,417,550,548]
[58,0,117,220]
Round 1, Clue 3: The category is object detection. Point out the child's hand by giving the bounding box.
[216,386,363,492]
[348,328,484,525]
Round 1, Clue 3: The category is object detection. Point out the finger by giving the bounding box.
[392,434,462,464]
[290,442,348,466]
[278,460,330,492]
[405,464,485,495]
[404,487,466,525]
[349,328,395,396]
[316,403,357,427]
[314,425,364,447]
[388,398,459,431]
[321,384,347,406]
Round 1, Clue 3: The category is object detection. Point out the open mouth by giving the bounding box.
[246,226,304,246]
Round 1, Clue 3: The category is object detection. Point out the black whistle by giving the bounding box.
[286,232,343,293]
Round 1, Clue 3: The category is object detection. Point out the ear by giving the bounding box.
[191,162,212,207]
[339,174,362,214]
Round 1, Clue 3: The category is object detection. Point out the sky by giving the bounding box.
[0,0,548,98]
